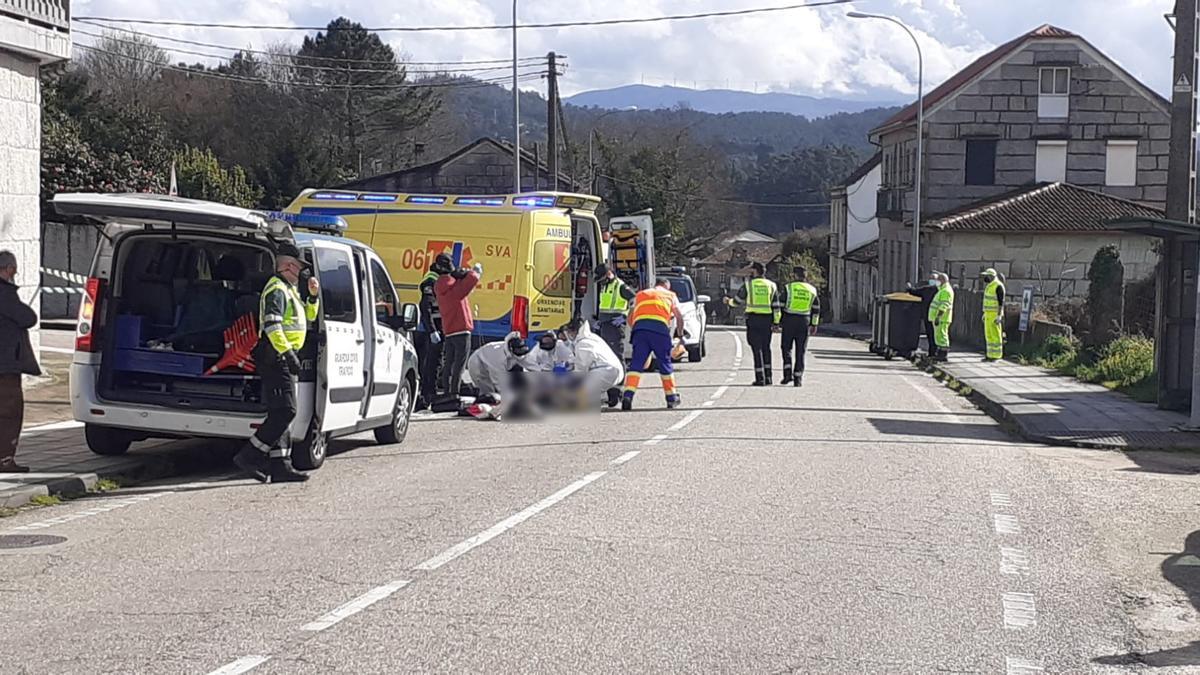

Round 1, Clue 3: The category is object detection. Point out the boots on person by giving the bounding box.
[621,391,634,411]
[794,373,803,388]
[233,444,268,483]
[606,388,621,409]
[764,368,773,386]
[269,457,309,483]
[780,368,793,386]
[666,393,681,410]
[0,458,30,473]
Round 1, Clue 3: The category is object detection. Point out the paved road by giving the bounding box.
[2,333,1199,673]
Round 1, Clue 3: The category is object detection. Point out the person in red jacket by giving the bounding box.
[434,261,482,399]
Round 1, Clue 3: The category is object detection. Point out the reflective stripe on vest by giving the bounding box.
[630,288,673,327]
[260,276,308,351]
[785,282,817,314]
[745,277,776,315]
[598,279,629,312]
[983,280,1004,313]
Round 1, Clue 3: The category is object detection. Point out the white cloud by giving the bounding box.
[74,0,1177,100]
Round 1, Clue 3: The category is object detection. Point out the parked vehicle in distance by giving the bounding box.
[53,193,421,470]
[656,267,709,362]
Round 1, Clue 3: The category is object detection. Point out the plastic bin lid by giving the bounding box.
[883,292,922,302]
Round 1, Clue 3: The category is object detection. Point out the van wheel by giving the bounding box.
[687,345,703,363]
[85,425,132,456]
[292,431,328,471]
[375,379,413,445]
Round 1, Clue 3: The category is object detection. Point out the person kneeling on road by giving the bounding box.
[563,318,625,409]
[234,243,319,484]
[466,331,534,403]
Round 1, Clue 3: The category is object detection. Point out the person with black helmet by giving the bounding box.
[593,263,636,357]
[232,241,319,483]
[415,253,453,408]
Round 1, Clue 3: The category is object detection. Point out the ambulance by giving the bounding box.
[285,190,605,341]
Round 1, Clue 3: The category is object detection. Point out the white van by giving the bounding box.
[656,267,710,362]
[53,194,421,471]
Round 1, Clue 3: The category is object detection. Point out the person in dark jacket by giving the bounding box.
[415,254,453,409]
[907,274,942,360]
[0,250,40,473]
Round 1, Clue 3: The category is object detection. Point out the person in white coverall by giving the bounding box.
[466,332,533,400]
[563,319,625,408]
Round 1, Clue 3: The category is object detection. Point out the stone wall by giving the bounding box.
[924,230,1157,299]
[0,49,41,349]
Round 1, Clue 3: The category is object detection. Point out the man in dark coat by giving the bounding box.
[0,250,40,473]
[907,274,942,360]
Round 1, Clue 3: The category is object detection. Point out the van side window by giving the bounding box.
[315,247,357,323]
[369,258,398,322]
[533,240,571,298]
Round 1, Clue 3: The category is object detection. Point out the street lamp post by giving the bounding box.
[587,106,637,194]
[848,11,924,284]
[512,0,521,194]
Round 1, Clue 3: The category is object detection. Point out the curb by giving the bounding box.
[1,472,100,509]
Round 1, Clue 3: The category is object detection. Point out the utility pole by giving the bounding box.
[547,51,559,191]
[512,0,521,194]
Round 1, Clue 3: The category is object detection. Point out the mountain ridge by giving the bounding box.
[565,84,903,118]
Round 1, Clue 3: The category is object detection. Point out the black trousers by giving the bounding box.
[0,374,22,465]
[439,333,472,397]
[597,319,625,360]
[250,346,296,459]
[780,313,811,378]
[415,331,443,402]
[745,314,774,380]
[924,320,939,357]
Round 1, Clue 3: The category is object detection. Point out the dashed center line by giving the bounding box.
[993,514,1021,535]
[1002,592,1037,629]
[1000,547,1031,576]
[301,580,411,632]
[711,385,730,399]
[667,410,704,431]
[5,492,169,533]
[644,434,669,446]
[206,656,270,675]
[1005,657,1044,674]
[991,492,1013,508]
[611,450,641,465]
[702,400,715,407]
[414,471,607,571]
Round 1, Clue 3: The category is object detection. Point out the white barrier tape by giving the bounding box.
[39,266,88,285]
[40,287,85,294]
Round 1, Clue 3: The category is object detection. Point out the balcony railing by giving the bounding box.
[877,187,906,220]
[0,0,69,31]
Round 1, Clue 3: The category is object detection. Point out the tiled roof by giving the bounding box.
[696,241,783,267]
[844,239,879,263]
[873,24,1079,134]
[923,182,1163,233]
[839,153,882,189]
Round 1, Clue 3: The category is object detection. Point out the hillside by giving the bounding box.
[566,84,901,118]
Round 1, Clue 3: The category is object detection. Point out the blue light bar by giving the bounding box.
[513,196,557,208]
[311,191,357,201]
[263,211,348,233]
[359,194,398,202]
[455,197,507,206]
[406,195,447,205]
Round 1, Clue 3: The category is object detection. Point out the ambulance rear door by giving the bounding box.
[528,213,574,335]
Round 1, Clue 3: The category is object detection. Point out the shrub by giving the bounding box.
[1039,333,1079,371]
[1076,335,1155,388]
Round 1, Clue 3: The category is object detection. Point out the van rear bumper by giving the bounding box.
[70,363,264,440]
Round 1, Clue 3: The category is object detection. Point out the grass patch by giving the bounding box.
[95,478,121,492]
[28,494,62,507]
[1008,334,1158,403]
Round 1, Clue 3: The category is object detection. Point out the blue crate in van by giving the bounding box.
[114,315,143,349]
[112,348,205,376]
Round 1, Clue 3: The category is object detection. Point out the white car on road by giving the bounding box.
[657,267,709,362]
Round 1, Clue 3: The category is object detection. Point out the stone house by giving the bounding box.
[693,241,784,324]
[869,24,1169,296]
[0,0,70,342]
[829,153,881,323]
[339,137,574,195]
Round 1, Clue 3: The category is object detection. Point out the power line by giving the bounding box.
[76,1,855,32]
[72,28,537,76]
[73,42,547,91]
[73,20,550,68]
[598,174,832,209]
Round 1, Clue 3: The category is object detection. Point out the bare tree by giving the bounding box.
[80,31,168,109]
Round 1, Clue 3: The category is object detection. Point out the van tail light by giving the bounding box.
[75,277,105,352]
[511,295,530,338]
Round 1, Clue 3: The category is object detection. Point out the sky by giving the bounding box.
[72,0,1178,101]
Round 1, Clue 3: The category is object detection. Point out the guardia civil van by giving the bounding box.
[54,193,421,471]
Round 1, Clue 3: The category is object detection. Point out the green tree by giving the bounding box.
[1085,245,1124,347]
[173,146,264,208]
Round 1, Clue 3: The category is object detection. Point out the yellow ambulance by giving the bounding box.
[284,190,605,341]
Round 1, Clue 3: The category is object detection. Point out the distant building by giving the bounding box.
[717,229,777,247]
[0,0,71,344]
[829,154,881,323]
[870,24,1170,294]
[693,241,784,324]
[339,138,574,194]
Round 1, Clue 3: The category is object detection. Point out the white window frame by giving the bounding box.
[1038,67,1070,118]
[1035,140,1068,183]
[1106,140,1139,187]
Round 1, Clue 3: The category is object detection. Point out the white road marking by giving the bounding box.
[1002,592,1037,629]
[414,471,607,571]
[1000,547,1031,576]
[205,655,270,675]
[903,375,955,414]
[702,400,715,407]
[301,580,411,632]
[38,345,75,355]
[644,434,669,446]
[991,492,1013,508]
[20,419,83,436]
[667,410,704,431]
[732,332,743,360]
[1005,657,1044,674]
[993,514,1021,535]
[711,385,730,400]
[611,450,641,465]
[5,493,169,533]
